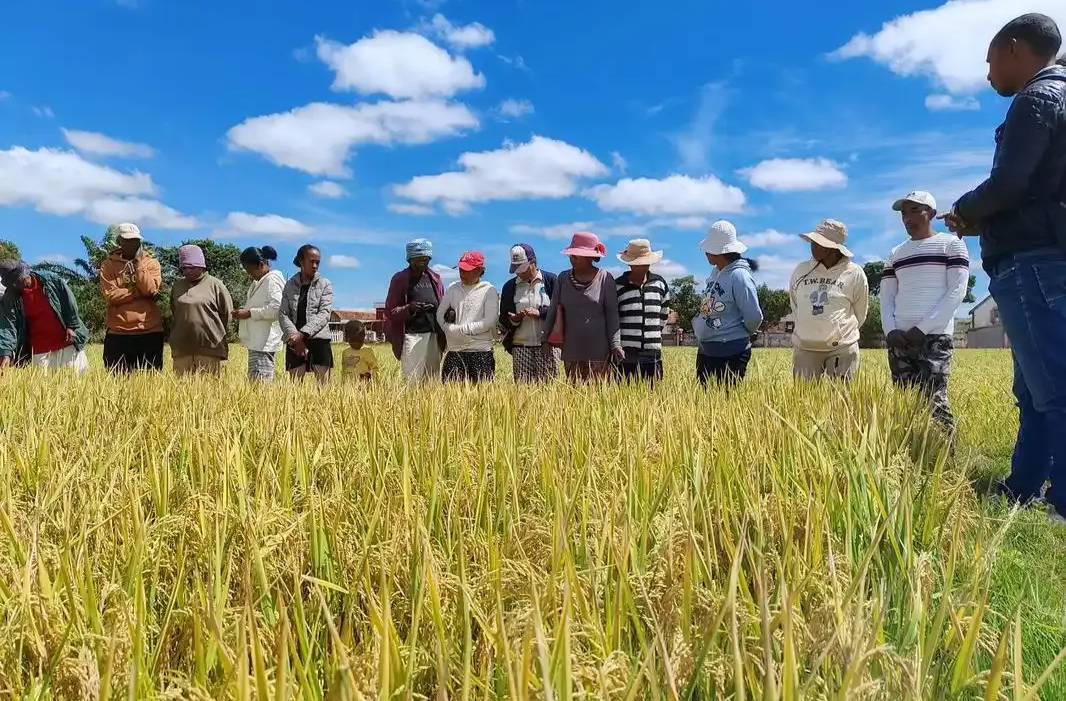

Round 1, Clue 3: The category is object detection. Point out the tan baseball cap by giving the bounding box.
[113,222,142,240]
[800,219,853,258]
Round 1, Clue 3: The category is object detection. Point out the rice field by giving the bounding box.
[1,346,1065,700]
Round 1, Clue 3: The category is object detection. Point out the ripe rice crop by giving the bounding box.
[1,346,1064,699]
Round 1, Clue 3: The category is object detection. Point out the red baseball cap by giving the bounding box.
[457,250,485,271]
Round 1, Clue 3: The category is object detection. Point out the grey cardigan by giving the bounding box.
[279,272,334,341]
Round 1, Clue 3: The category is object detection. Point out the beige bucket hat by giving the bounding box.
[617,239,664,266]
[800,219,853,258]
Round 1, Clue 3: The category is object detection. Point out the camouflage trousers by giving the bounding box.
[887,334,956,435]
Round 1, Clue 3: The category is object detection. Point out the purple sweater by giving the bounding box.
[542,268,622,362]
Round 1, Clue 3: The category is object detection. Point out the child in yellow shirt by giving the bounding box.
[341,320,376,381]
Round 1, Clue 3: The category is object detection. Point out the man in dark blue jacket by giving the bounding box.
[499,243,558,382]
[944,13,1066,520]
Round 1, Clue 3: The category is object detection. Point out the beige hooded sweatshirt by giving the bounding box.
[789,257,869,352]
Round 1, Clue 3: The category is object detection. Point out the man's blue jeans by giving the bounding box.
[987,247,1066,514]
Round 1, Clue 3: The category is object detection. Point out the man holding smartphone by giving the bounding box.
[384,239,447,382]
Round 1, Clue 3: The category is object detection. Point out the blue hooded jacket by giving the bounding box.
[691,259,763,357]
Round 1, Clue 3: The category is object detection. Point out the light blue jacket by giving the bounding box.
[691,259,763,357]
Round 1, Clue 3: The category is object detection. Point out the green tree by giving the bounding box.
[863,261,884,296]
[155,239,250,307]
[756,285,791,328]
[859,297,883,348]
[668,275,702,333]
[964,274,976,304]
[0,239,19,259]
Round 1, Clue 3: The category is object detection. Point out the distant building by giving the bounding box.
[758,313,795,348]
[328,305,386,343]
[966,295,1010,349]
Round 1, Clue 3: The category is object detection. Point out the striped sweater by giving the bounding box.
[880,233,970,337]
[615,271,671,353]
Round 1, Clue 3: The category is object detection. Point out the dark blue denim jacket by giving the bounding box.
[954,66,1066,267]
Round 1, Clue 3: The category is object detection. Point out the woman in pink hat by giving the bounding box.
[542,232,623,382]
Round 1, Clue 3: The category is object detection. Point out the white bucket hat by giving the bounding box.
[800,219,852,258]
[617,239,664,266]
[699,220,747,255]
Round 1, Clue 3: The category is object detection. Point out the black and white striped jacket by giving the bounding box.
[615,271,671,353]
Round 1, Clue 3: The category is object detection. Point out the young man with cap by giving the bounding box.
[499,243,559,383]
[615,239,671,385]
[0,259,89,373]
[940,13,1066,520]
[437,251,499,383]
[98,222,165,372]
[789,219,869,380]
[880,192,969,436]
[384,239,447,382]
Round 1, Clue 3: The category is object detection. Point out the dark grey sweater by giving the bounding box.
[542,268,622,362]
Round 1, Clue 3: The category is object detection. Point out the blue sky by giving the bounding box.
[0,0,1061,311]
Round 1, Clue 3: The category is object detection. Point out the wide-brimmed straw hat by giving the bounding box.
[617,239,663,266]
[561,231,607,258]
[800,219,853,258]
[699,220,748,255]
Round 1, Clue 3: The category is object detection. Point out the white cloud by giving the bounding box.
[432,263,459,280]
[328,254,361,268]
[0,146,193,229]
[387,202,436,215]
[315,31,485,100]
[36,254,69,264]
[509,221,649,240]
[611,151,628,174]
[830,0,1066,94]
[423,14,496,49]
[670,216,707,230]
[925,94,980,111]
[653,259,689,279]
[61,129,155,158]
[672,82,729,171]
[0,91,11,100]
[393,136,609,211]
[216,212,315,239]
[744,229,794,248]
[308,181,348,198]
[227,100,478,176]
[85,197,199,230]
[738,158,847,192]
[497,98,534,119]
[585,175,746,216]
[32,106,55,118]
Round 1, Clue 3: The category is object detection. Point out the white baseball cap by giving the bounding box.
[113,222,143,240]
[892,191,937,212]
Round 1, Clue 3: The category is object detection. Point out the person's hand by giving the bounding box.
[292,340,308,357]
[508,310,526,324]
[288,332,305,346]
[522,307,540,319]
[232,309,252,320]
[886,329,908,350]
[65,328,76,345]
[0,356,11,369]
[405,302,422,314]
[904,326,926,347]
[612,347,625,362]
[937,212,979,236]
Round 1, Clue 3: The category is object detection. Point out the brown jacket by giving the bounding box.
[99,251,163,334]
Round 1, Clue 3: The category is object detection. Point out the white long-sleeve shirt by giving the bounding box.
[238,269,285,352]
[437,280,500,352]
[880,233,969,336]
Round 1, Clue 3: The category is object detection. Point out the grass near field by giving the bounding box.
[1,345,1064,699]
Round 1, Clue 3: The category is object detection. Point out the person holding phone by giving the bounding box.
[385,239,447,382]
[499,243,559,383]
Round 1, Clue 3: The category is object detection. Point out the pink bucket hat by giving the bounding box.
[561,231,607,258]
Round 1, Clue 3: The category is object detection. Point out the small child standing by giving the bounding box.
[342,320,376,381]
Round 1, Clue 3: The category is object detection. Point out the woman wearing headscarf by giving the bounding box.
[233,245,285,382]
[0,259,89,373]
[169,245,235,376]
[692,221,763,386]
[279,244,335,384]
[542,232,623,382]
[437,251,500,383]
[499,243,559,383]
[384,238,447,382]
[789,219,869,380]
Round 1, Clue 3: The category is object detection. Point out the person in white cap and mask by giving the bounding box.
[692,221,763,386]
[789,219,869,380]
[615,239,671,385]
[499,243,559,383]
[98,222,165,372]
[881,191,970,436]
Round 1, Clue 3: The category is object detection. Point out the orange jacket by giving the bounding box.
[99,251,163,334]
